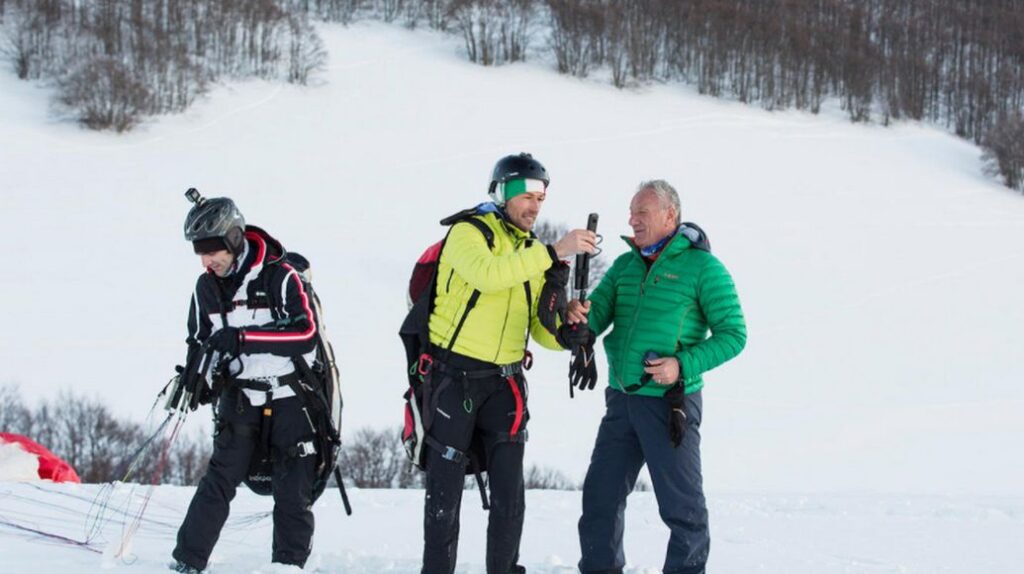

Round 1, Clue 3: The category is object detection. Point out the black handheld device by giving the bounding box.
[574,213,599,298]
[635,350,661,387]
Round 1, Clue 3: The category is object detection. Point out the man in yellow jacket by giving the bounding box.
[421,153,597,574]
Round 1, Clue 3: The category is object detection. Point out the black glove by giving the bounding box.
[206,327,242,356]
[163,365,187,411]
[556,322,594,351]
[538,261,570,335]
[664,383,687,448]
[166,364,207,411]
[171,362,213,409]
[569,342,598,392]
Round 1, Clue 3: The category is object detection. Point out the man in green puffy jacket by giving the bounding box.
[568,180,746,574]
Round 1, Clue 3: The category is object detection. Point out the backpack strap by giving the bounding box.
[435,216,535,369]
[403,213,499,369]
[460,216,495,250]
[260,258,285,323]
[333,466,353,515]
[433,215,495,362]
[521,279,533,369]
[443,291,480,356]
[280,360,352,515]
[518,225,538,368]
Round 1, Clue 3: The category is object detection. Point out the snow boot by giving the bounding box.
[169,559,202,573]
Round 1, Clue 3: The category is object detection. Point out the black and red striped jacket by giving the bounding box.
[185,226,318,403]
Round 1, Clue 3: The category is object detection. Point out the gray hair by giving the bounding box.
[636,180,681,224]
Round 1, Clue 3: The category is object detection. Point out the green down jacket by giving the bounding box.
[586,231,746,396]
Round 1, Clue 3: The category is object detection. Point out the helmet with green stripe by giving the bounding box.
[487,152,550,206]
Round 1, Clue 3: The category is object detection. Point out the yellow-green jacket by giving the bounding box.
[428,212,563,364]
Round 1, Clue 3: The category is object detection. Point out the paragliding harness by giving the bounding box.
[165,249,351,514]
[237,251,351,514]
[400,205,534,510]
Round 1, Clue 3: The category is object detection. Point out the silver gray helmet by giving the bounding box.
[183,188,246,254]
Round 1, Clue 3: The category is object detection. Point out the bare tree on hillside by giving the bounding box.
[452,0,534,65]
[0,12,33,79]
[288,14,327,84]
[0,385,211,485]
[983,111,1024,192]
[0,384,32,434]
[55,55,149,131]
[524,464,577,490]
[546,0,603,78]
[341,426,410,488]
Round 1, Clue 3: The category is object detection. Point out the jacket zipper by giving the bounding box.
[616,258,658,390]
[493,233,525,363]
[213,278,232,329]
[494,288,513,363]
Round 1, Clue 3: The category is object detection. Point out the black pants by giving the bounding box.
[421,364,529,574]
[173,390,316,570]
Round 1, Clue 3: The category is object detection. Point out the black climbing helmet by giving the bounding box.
[183,188,246,255]
[487,152,550,206]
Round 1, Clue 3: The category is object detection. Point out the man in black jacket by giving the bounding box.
[170,190,320,573]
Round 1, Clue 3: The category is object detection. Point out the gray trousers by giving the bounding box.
[578,388,708,574]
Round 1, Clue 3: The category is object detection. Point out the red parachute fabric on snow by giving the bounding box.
[0,433,81,483]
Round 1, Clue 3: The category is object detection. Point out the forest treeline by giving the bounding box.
[1,0,1020,189]
[0,0,325,131]
[0,385,581,490]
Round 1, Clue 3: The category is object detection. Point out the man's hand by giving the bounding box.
[566,300,590,324]
[643,356,680,386]
[556,322,594,351]
[206,327,243,356]
[553,229,598,259]
[538,262,570,335]
[569,342,599,391]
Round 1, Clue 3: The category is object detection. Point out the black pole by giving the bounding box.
[570,213,599,398]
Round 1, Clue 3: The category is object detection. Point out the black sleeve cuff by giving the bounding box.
[545,244,560,266]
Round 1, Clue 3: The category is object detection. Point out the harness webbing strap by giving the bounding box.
[258,392,273,459]
[469,454,490,511]
[443,289,481,360]
[423,434,490,510]
[506,376,524,438]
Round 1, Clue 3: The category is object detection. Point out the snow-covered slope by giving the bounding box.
[0,481,1021,573]
[0,20,1021,504]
